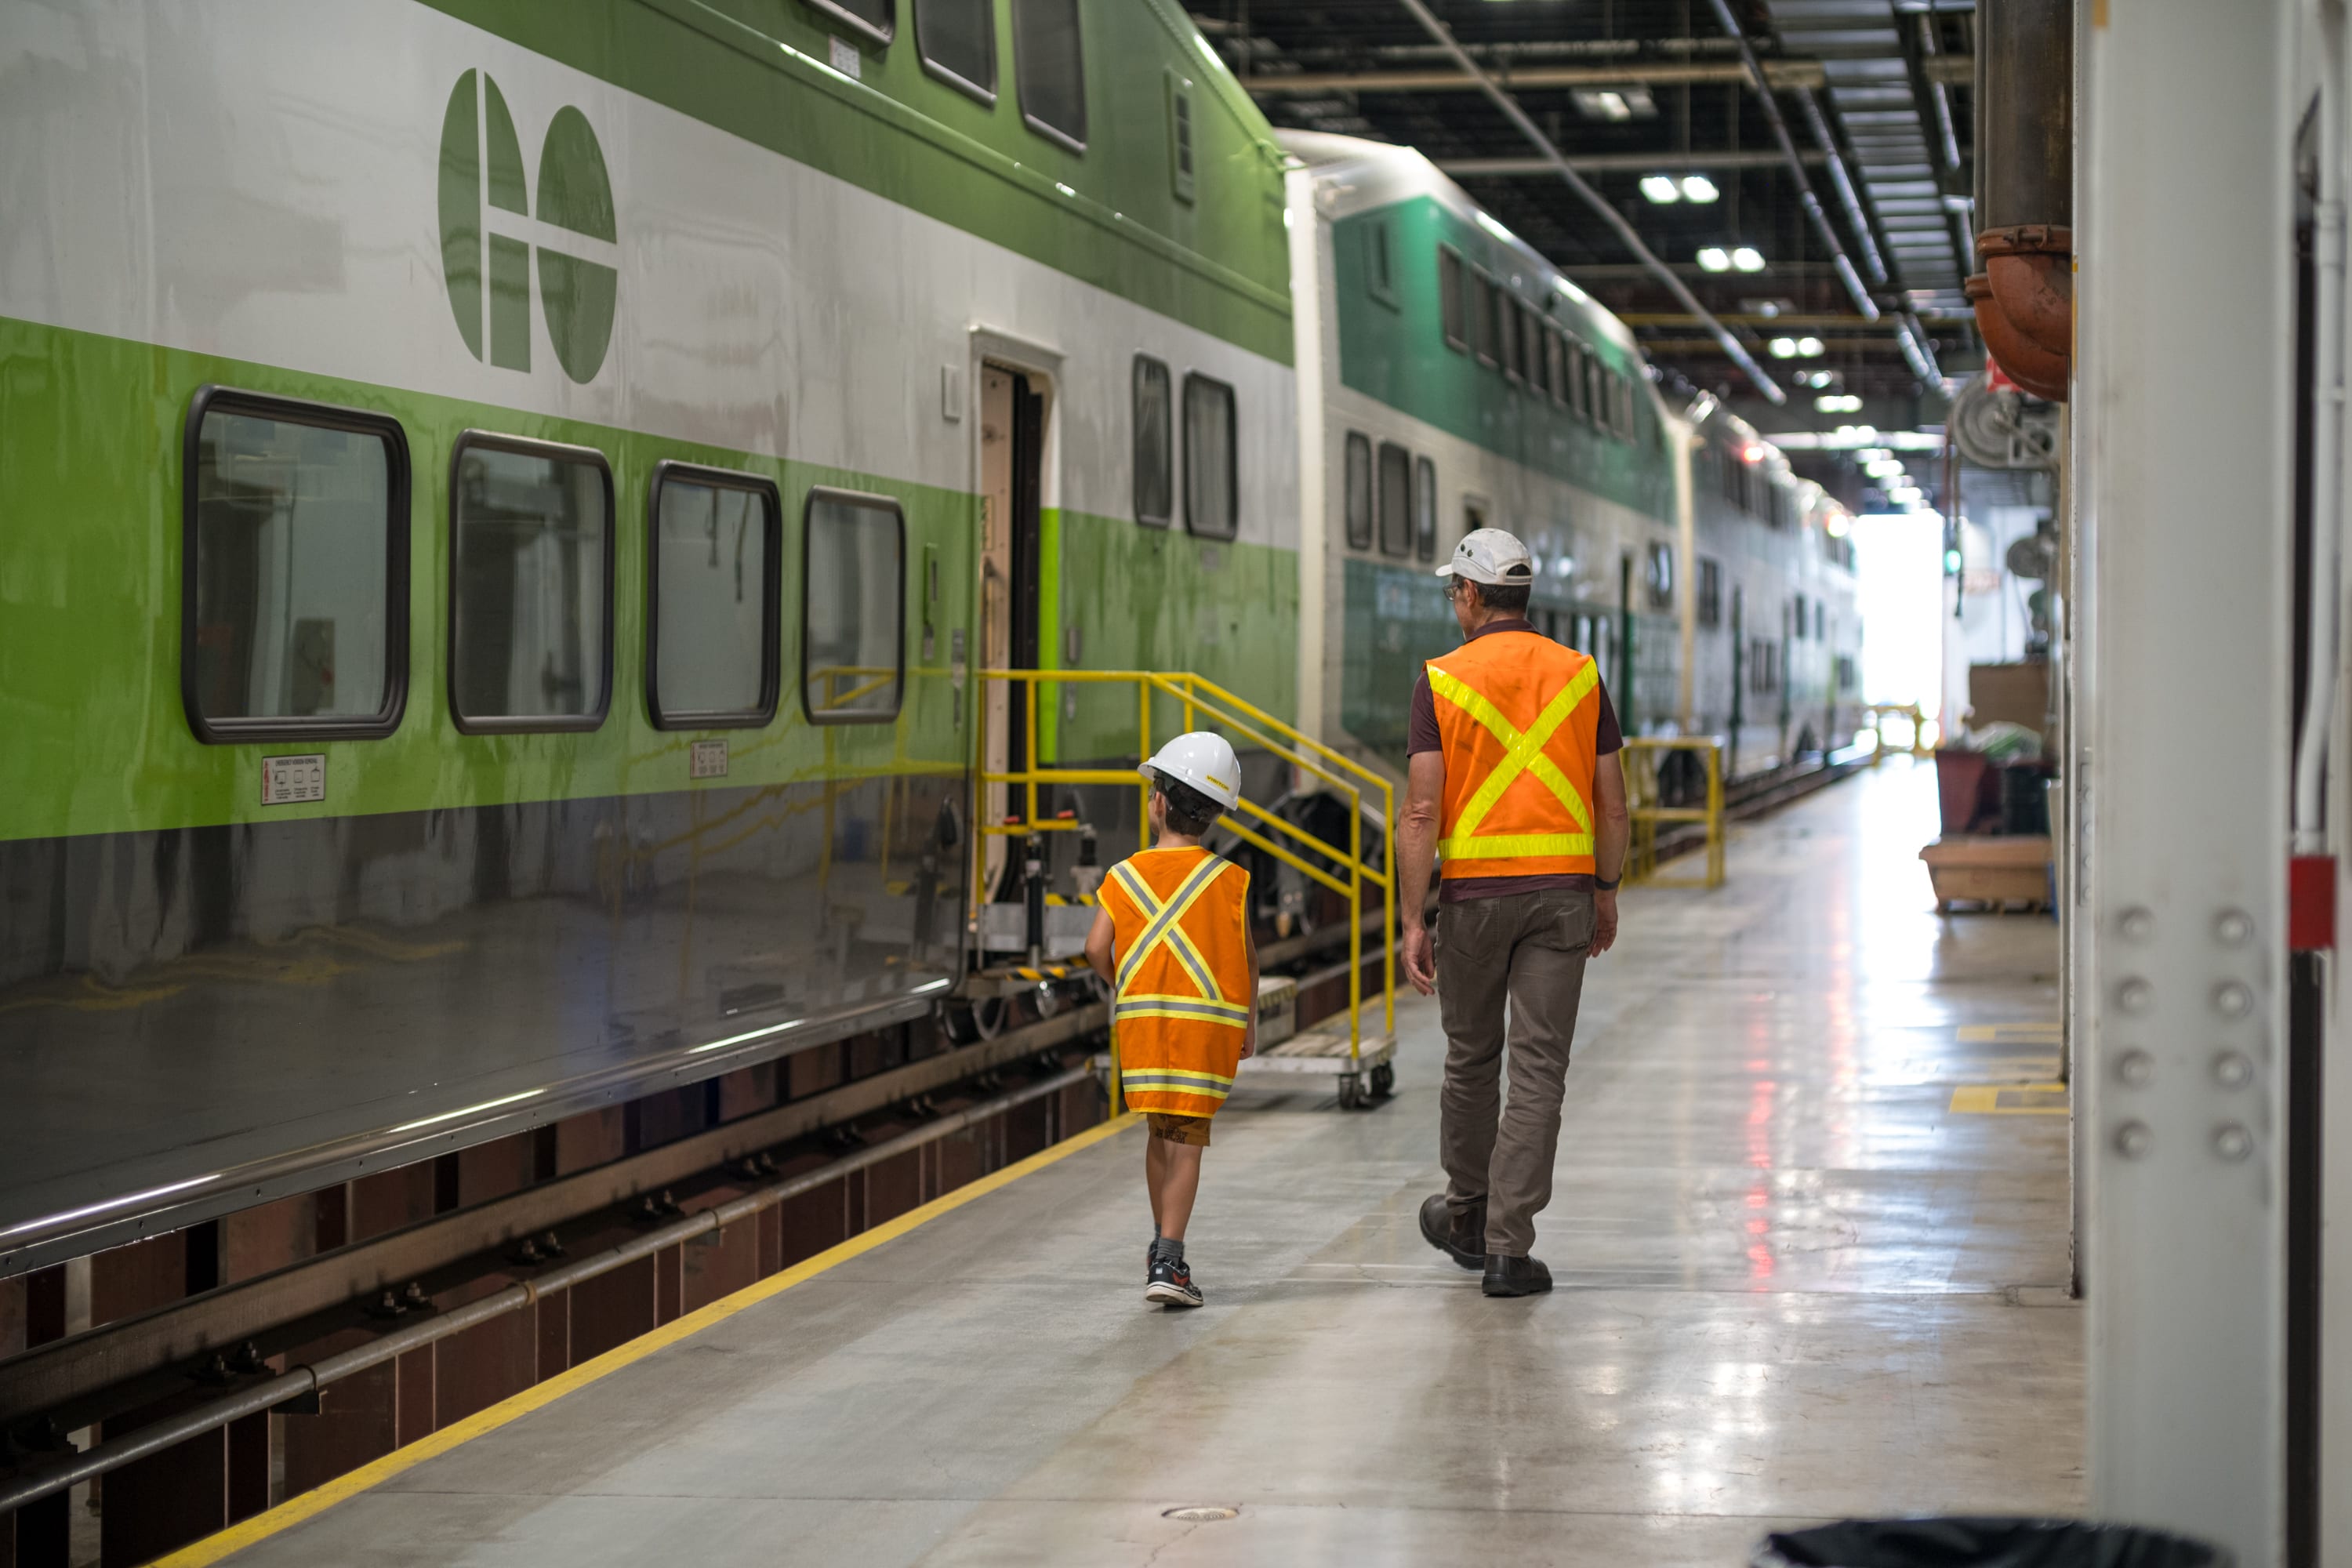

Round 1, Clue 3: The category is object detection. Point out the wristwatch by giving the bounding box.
[1595,873,1621,891]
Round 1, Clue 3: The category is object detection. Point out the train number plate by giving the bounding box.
[260,753,326,806]
[690,739,729,780]
[828,35,860,78]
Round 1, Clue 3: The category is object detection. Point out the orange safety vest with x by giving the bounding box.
[1101,847,1253,1116]
[1426,630,1602,880]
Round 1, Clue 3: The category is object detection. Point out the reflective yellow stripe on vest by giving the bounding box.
[1108,858,1243,1024]
[1427,659,1599,861]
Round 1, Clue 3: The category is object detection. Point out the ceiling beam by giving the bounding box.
[1439,149,1828,176]
[1241,56,1969,96]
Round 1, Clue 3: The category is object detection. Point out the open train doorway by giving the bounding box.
[978,363,1048,900]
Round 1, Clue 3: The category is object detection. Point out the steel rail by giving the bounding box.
[1388,0,1785,405]
[1702,0,1880,323]
[0,1065,1094,1515]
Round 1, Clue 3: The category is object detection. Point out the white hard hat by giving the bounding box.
[1436,527,1537,587]
[1140,731,1243,811]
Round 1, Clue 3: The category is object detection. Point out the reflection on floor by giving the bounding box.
[216,758,2080,1568]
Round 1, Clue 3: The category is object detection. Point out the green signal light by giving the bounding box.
[1944,549,1963,574]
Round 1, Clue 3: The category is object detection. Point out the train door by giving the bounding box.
[978,364,1047,898]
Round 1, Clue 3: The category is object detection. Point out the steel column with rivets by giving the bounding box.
[2077,0,2292,1559]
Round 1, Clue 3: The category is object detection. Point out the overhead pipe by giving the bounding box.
[1793,87,1889,289]
[1703,0,1881,323]
[1965,0,2071,401]
[1388,0,1786,405]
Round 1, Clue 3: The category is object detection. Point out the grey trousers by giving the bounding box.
[1434,885,1595,1257]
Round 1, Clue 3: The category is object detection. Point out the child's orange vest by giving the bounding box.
[1100,847,1251,1116]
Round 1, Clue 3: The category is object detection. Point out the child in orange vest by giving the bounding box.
[1084,732,1258,1308]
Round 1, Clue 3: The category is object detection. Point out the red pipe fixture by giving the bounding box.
[1966,224,2071,401]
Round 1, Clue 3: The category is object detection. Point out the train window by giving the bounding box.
[1167,70,1195,202]
[1788,597,1804,641]
[448,433,614,733]
[1011,0,1087,152]
[1545,328,1567,408]
[1519,302,1546,395]
[1471,271,1498,365]
[1182,372,1239,540]
[1344,431,1373,550]
[1495,289,1520,383]
[916,0,996,103]
[1815,599,1827,640]
[647,463,781,731]
[183,387,409,742]
[1566,340,1588,421]
[1377,441,1413,557]
[1414,456,1438,562]
[802,488,905,723]
[803,0,893,47]
[1133,355,1174,527]
[1365,220,1397,307]
[1697,558,1722,628]
[1644,542,1674,610]
[1584,350,1605,425]
[1439,246,1468,350]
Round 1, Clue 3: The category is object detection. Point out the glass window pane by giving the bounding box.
[1519,303,1544,393]
[1377,441,1412,557]
[1495,289,1518,380]
[1012,0,1086,148]
[803,491,904,721]
[451,440,611,727]
[1133,356,1173,526]
[190,406,397,728]
[1182,373,1237,539]
[653,471,775,724]
[1570,343,1591,420]
[916,0,994,96]
[1414,456,1437,562]
[1344,432,1372,550]
[1472,273,1497,364]
[808,0,892,42]
[1439,249,1465,349]
[1546,329,1567,406]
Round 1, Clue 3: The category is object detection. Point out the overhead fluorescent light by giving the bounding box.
[1815,394,1863,413]
[1768,337,1798,359]
[1795,336,1824,356]
[1730,247,1766,273]
[1680,174,1719,203]
[1640,175,1682,204]
[1696,247,1732,273]
[1572,85,1658,121]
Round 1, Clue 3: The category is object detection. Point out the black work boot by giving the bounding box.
[1482,1254,1553,1298]
[1418,1193,1486,1270]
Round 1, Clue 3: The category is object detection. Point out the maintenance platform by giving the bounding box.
[184,763,2074,1568]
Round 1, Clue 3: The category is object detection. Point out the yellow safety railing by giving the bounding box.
[1865,702,1933,760]
[1620,736,1726,890]
[970,669,1396,1070]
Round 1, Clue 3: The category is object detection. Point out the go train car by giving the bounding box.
[0,0,1298,1270]
[1279,129,1861,782]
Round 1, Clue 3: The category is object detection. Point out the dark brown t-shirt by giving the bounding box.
[1407,619,1623,904]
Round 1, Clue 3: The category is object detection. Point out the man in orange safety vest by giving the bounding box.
[1399,528,1632,1298]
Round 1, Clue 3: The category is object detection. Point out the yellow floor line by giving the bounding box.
[156,1111,1142,1566]
[1950,1083,2070,1115]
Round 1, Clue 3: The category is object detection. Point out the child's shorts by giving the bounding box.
[1146,1112,1213,1147]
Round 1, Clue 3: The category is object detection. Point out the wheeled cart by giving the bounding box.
[1237,1025,1397,1109]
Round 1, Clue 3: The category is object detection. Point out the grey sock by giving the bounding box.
[1151,1236,1185,1264]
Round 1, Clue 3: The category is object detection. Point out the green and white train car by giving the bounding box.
[1280,130,1860,782]
[0,0,1297,1269]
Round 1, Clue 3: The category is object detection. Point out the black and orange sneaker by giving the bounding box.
[1145,1252,1203,1308]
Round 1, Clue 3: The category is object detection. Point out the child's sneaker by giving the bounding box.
[1145,1253,1203,1308]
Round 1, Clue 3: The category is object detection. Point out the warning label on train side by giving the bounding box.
[690,739,729,779]
[261,754,327,806]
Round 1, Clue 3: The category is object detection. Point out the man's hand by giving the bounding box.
[1403,921,1438,995]
[1240,1019,1257,1060]
[1590,888,1619,956]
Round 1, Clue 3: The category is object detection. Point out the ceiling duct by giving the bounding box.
[1965,0,2073,401]
[1755,0,1972,327]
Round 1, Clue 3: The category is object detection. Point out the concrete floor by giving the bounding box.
[218,759,2082,1567]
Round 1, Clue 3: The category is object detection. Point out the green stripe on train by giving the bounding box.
[1330,196,1675,518]
[415,0,1294,363]
[0,318,1297,843]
